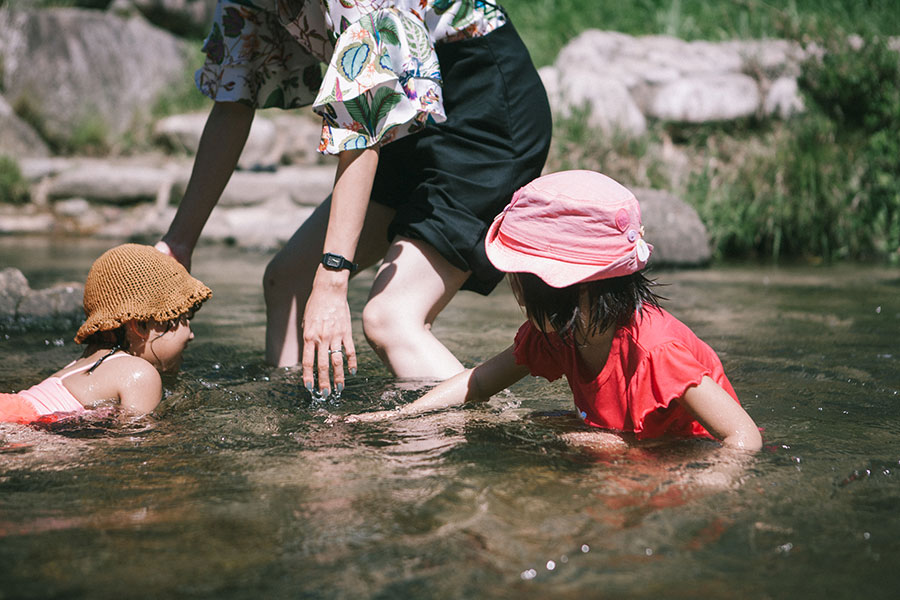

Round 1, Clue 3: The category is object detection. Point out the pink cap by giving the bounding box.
[485,170,652,288]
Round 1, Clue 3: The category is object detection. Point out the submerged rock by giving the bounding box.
[0,267,83,329]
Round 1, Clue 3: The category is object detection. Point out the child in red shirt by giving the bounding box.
[349,170,761,451]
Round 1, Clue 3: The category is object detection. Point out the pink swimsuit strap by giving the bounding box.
[19,352,131,416]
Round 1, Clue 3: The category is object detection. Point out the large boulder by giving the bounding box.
[543,30,809,134]
[635,188,711,266]
[0,95,50,158]
[0,7,189,145]
[111,0,216,37]
[647,74,760,122]
[0,268,30,319]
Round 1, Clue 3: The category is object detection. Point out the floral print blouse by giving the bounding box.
[197,0,507,154]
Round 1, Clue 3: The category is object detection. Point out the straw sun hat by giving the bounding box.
[485,170,652,288]
[74,244,212,344]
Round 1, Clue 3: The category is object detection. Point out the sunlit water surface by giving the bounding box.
[1,237,899,599]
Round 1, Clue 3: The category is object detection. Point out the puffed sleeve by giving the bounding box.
[630,341,717,439]
[313,5,446,154]
[513,322,565,383]
[195,1,323,109]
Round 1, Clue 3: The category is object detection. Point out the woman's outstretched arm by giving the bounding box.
[157,101,255,269]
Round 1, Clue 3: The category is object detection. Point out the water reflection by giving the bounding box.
[1,238,899,598]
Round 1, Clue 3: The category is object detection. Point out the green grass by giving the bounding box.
[0,155,30,205]
[503,0,900,66]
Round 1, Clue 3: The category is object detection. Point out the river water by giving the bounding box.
[1,236,898,599]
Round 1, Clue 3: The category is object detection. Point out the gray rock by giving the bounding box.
[153,111,279,170]
[0,268,29,319]
[18,283,84,321]
[0,267,83,324]
[635,188,710,266]
[17,157,76,183]
[648,74,760,122]
[541,65,647,136]
[547,30,813,135]
[111,0,216,37]
[0,7,188,143]
[202,195,315,250]
[268,112,330,166]
[0,95,50,158]
[763,76,805,119]
[46,161,176,204]
[172,163,335,207]
[0,207,56,234]
[154,110,328,167]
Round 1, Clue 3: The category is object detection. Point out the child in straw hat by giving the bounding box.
[348,171,761,451]
[1,244,212,424]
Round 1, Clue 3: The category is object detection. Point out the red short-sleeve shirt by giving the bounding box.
[513,307,739,440]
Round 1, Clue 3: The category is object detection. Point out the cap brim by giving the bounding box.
[484,215,652,288]
[485,216,610,288]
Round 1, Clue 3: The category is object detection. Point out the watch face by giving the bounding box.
[324,254,343,268]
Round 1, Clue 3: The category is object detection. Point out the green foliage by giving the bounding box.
[800,36,900,132]
[65,113,111,155]
[686,116,857,260]
[13,95,110,156]
[0,156,30,205]
[547,110,669,190]
[502,0,900,67]
[684,35,900,261]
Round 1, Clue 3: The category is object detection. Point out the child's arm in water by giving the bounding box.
[346,345,530,422]
[678,376,762,451]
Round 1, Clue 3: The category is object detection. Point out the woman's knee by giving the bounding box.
[362,294,411,348]
[263,249,313,301]
[263,253,289,297]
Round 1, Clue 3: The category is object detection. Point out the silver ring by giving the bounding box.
[328,349,343,355]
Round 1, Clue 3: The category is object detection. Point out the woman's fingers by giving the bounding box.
[317,340,333,396]
[344,336,358,378]
[301,335,317,393]
[301,330,356,396]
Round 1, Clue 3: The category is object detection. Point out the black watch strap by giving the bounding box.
[321,252,358,272]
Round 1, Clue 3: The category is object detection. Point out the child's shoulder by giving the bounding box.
[102,355,163,414]
[99,354,161,387]
[625,307,700,349]
[84,353,162,412]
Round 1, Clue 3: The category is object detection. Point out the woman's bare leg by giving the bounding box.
[362,237,470,379]
[263,198,394,366]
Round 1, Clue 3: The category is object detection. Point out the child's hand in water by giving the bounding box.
[343,409,401,423]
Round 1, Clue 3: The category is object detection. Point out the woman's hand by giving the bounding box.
[301,268,358,396]
[154,240,192,272]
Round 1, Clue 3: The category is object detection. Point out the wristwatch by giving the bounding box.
[321,252,358,272]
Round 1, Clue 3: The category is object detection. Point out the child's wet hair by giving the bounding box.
[509,271,662,345]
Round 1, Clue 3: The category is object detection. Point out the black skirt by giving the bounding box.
[369,20,552,295]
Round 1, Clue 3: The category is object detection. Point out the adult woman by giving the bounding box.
[157,0,552,395]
